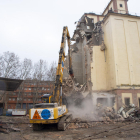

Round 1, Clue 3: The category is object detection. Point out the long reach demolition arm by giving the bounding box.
[52,26,74,105]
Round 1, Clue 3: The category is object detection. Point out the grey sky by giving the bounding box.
[0,0,139,64]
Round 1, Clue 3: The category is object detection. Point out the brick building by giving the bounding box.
[3,80,54,111]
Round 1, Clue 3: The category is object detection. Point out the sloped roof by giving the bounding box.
[0,77,23,91]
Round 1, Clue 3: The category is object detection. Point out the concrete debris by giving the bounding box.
[97,103,140,122]
[93,21,103,42]
[0,122,9,134]
[0,121,20,133]
[95,104,124,122]
[62,77,87,97]
[118,104,140,121]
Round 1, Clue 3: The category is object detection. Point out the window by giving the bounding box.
[97,98,108,106]
[125,98,130,106]
[16,104,21,109]
[48,88,50,90]
[25,88,27,90]
[28,88,31,90]
[28,93,31,95]
[24,98,26,101]
[92,19,94,23]
[13,93,16,95]
[87,26,90,29]
[120,4,123,7]
[23,103,26,109]
[28,103,33,109]
[24,93,27,96]
[13,98,15,101]
[9,98,11,101]
[28,98,30,101]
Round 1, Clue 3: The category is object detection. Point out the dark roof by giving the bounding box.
[0,77,23,91]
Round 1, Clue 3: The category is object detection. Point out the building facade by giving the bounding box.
[64,0,140,111]
[3,80,54,111]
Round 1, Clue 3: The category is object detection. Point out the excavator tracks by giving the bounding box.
[58,114,72,131]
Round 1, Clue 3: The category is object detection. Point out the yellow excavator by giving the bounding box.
[29,26,74,131]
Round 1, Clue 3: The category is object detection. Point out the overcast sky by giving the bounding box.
[0,0,139,65]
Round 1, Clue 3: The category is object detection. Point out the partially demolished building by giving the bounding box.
[63,0,140,111]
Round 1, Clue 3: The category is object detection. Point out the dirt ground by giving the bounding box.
[1,116,140,140]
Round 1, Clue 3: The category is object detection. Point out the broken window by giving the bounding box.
[125,98,130,106]
[120,4,123,7]
[110,97,115,106]
[87,26,90,29]
[97,98,108,106]
[86,34,92,41]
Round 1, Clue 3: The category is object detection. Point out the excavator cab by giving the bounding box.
[41,94,52,103]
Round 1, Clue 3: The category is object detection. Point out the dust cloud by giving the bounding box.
[67,92,115,121]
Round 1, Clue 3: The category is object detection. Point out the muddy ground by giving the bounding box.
[1,116,140,140]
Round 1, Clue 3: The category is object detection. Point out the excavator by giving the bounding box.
[29,26,74,131]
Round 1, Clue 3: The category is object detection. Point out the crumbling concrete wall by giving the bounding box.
[63,0,140,112]
[72,42,84,84]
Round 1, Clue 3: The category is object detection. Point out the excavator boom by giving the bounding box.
[52,26,74,105]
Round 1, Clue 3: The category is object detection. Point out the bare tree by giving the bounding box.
[47,61,57,81]
[32,60,48,106]
[0,51,21,109]
[0,51,21,79]
[19,58,32,80]
[16,58,33,108]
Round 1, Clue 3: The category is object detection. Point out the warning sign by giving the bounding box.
[33,110,41,119]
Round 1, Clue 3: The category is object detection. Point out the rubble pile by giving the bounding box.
[68,118,103,129]
[62,77,74,96]
[62,77,86,97]
[118,104,140,121]
[0,121,20,133]
[100,107,124,122]
[97,103,140,122]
